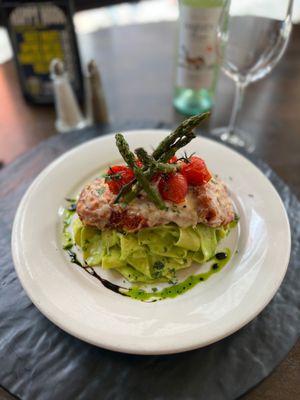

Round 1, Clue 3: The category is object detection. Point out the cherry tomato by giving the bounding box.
[135,159,143,168]
[151,172,161,183]
[168,156,178,164]
[158,172,188,203]
[105,165,134,194]
[181,156,211,186]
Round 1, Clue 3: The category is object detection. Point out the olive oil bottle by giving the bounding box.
[173,0,227,116]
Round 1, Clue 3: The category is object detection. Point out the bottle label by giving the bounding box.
[176,5,222,90]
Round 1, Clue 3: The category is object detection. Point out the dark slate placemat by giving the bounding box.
[0,122,299,400]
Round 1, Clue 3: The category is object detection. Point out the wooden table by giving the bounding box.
[0,21,299,400]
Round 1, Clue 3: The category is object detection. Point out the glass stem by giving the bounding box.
[228,81,246,137]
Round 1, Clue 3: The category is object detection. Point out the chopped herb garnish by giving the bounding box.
[96,187,106,197]
[103,173,122,181]
[153,261,164,270]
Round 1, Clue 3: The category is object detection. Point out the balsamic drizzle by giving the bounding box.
[67,250,128,296]
[215,252,227,260]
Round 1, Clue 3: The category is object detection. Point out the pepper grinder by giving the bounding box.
[50,59,87,133]
[85,60,109,124]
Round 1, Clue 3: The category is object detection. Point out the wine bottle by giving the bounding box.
[173,0,227,116]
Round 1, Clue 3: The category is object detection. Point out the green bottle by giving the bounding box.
[173,0,227,116]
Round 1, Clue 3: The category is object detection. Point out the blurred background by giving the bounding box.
[0,2,300,399]
[0,0,299,165]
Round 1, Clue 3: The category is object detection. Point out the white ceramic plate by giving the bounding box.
[12,131,291,355]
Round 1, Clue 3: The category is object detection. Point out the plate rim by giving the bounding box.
[11,130,291,355]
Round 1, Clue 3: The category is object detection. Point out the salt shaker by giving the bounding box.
[50,59,87,133]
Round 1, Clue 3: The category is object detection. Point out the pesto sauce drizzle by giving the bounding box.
[122,248,231,301]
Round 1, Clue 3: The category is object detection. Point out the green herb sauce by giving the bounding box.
[122,248,231,301]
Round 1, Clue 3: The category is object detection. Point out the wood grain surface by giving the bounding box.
[0,21,299,400]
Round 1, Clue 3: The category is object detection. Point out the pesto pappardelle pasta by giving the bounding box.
[67,216,236,283]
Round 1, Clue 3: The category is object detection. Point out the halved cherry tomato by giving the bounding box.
[181,156,211,186]
[158,172,188,203]
[105,165,134,194]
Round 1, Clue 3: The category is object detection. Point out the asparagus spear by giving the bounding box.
[121,183,140,204]
[121,147,178,205]
[113,177,136,204]
[120,131,196,204]
[158,131,196,163]
[114,112,210,206]
[152,112,210,160]
[135,148,179,173]
[115,134,166,209]
[115,133,136,167]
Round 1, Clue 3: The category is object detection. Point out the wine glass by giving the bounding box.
[211,0,294,152]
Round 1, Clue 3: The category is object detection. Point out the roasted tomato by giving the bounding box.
[158,172,188,203]
[135,159,143,168]
[105,165,134,194]
[181,156,211,186]
[168,156,178,164]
